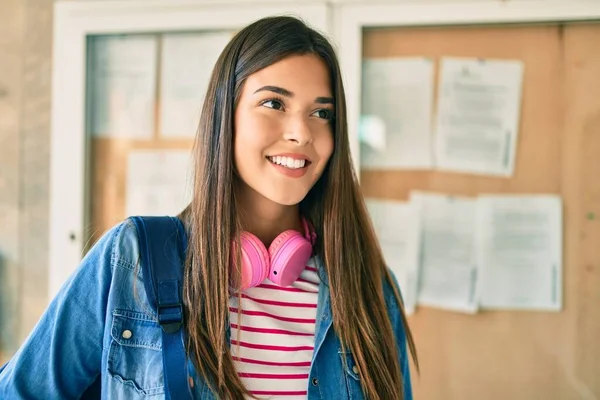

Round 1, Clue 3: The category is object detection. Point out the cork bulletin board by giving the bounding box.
[85,30,234,246]
[89,136,193,244]
[359,23,600,399]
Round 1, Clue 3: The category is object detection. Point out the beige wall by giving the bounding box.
[0,0,54,355]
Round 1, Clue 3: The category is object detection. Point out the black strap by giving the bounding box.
[131,216,192,400]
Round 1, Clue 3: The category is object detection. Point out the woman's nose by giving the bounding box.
[283,116,313,146]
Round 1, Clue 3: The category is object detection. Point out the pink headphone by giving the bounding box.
[235,218,316,289]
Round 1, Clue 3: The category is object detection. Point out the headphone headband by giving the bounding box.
[301,217,317,246]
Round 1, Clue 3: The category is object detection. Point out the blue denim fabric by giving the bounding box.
[0,219,412,399]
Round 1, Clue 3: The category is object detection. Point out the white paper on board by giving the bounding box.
[126,149,194,217]
[477,195,562,311]
[89,35,157,139]
[434,57,524,176]
[410,191,480,313]
[159,31,234,138]
[365,198,422,315]
[360,58,435,170]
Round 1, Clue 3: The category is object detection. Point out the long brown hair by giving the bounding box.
[180,15,418,399]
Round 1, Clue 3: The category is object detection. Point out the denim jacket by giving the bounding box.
[0,218,412,399]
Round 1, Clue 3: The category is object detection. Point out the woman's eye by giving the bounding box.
[312,109,333,120]
[262,99,284,111]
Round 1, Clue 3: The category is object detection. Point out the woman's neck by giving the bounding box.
[236,185,303,246]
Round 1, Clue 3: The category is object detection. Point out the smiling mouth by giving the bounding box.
[266,156,311,170]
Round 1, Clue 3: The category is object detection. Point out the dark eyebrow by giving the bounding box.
[315,96,334,105]
[254,85,294,98]
[254,85,335,105]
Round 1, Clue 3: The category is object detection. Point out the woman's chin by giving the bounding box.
[267,193,306,207]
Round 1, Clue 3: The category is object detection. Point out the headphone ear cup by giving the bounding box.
[268,230,296,259]
[237,232,270,289]
[268,230,312,287]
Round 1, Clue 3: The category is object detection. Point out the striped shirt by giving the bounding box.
[229,258,320,399]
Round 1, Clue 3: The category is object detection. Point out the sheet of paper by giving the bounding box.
[476,195,562,311]
[410,191,480,313]
[126,149,193,216]
[434,57,524,176]
[89,35,157,138]
[360,58,435,170]
[365,199,421,315]
[159,31,233,138]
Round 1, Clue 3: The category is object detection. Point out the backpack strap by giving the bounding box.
[130,216,192,400]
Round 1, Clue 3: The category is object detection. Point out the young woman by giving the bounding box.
[0,16,417,399]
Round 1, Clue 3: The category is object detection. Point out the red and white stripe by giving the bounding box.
[229,260,320,399]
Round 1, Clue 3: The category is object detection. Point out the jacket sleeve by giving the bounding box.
[0,222,125,399]
[386,269,413,400]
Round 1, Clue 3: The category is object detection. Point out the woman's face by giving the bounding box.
[233,54,335,207]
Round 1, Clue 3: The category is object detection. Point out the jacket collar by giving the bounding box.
[312,255,333,363]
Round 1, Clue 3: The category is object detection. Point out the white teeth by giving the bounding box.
[268,156,306,169]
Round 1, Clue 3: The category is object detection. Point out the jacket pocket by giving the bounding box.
[108,310,165,396]
[338,350,363,400]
